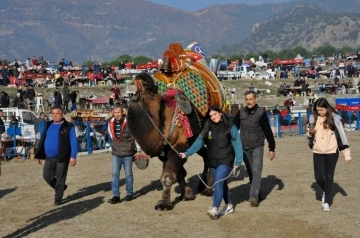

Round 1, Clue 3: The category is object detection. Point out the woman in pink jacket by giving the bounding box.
[308,98,351,212]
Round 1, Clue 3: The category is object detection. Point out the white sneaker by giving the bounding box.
[219,204,234,215]
[322,203,331,212]
[206,207,218,220]
[321,192,325,204]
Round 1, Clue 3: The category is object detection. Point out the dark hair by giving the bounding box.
[245,91,257,98]
[51,106,64,113]
[200,105,231,138]
[113,104,123,111]
[312,98,338,130]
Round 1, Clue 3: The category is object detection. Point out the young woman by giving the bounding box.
[307,98,351,212]
[179,106,243,220]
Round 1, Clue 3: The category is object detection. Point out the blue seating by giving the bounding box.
[6,127,21,136]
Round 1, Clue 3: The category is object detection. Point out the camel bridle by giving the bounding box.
[134,81,240,189]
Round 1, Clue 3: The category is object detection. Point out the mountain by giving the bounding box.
[0,0,360,63]
[227,5,360,54]
[148,0,289,11]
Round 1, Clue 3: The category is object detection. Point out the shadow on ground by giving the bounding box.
[3,196,104,238]
[311,182,347,206]
[63,181,113,203]
[231,175,285,206]
[0,187,17,199]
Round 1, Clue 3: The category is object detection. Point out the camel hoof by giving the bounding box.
[184,194,196,201]
[201,188,213,197]
[155,200,173,211]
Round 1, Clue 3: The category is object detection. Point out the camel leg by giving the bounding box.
[196,147,213,196]
[177,166,195,201]
[155,172,175,211]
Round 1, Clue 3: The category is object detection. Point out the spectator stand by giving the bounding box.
[87,97,110,110]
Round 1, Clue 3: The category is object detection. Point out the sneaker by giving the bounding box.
[206,207,218,220]
[322,203,331,212]
[108,196,121,204]
[123,195,133,202]
[321,192,325,204]
[249,197,258,207]
[219,204,234,215]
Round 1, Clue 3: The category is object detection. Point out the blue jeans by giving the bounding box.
[111,155,133,197]
[210,164,232,208]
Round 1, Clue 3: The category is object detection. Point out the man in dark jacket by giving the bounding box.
[35,106,78,206]
[62,84,70,112]
[107,105,138,204]
[70,90,79,111]
[0,91,10,108]
[233,91,276,207]
[0,109,5,135]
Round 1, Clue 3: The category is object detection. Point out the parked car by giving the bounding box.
[45,68,58,74]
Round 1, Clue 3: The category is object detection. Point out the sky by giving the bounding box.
[148,0,289,11]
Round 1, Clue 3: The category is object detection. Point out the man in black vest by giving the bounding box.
[35,106,78,206]
[233,91,276,207]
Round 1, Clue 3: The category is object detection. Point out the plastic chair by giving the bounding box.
[35,97,44,113]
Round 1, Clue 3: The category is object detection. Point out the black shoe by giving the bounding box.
[108,196,121,204]
[123,195,133,202]
[249,197,258,207]
[54,200,63,206]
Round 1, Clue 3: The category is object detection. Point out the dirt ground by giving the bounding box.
[1,132,360,238]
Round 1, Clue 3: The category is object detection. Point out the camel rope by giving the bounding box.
[139,98,241,189]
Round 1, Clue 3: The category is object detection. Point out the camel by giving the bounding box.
[127,43,225,211]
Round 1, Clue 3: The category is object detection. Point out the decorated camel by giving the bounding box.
[127,43,226,210]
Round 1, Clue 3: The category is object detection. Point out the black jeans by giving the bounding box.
[63,101,69,111]
[313,152,339,205]
[43,158,69,202]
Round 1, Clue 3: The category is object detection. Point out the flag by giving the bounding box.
[186,42,206,58]
[185,42,208,67]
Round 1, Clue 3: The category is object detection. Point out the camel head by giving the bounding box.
[128,72,165,157]
[131,73,159,102]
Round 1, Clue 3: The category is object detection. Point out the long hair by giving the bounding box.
[312,97,338,130]
[200,105,231,138]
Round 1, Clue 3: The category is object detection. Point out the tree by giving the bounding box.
[245,53,258,60]
[292,46,310,58]
[340,46,355,54]
[108,54,133,66]
[133,55,153,65]
[259,50,278,61]
[1,59,11,65]
[312,45,337,57]
[229,53,240,61]
[277,49,294,59]
[210,54,225,61]
[83,60,93,66]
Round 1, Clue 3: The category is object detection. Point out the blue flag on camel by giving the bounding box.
[186,42,206,58]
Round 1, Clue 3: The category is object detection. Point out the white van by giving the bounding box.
[0,108,41,139]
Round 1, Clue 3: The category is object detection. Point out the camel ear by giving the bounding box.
[169,43,185,57]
